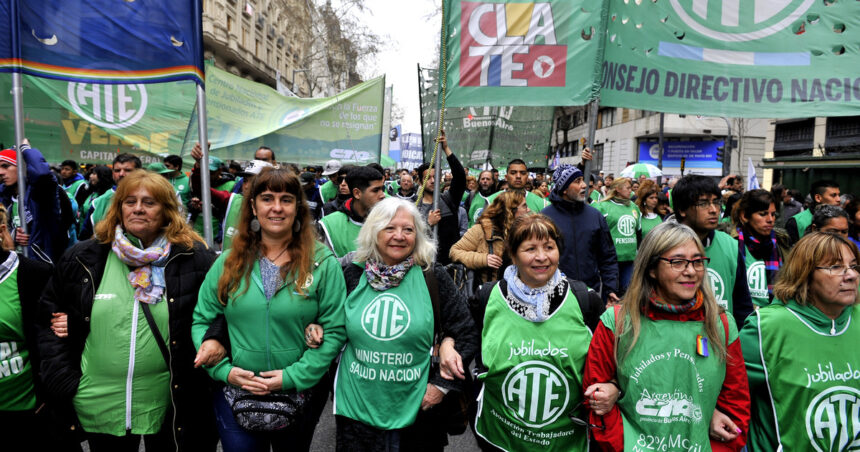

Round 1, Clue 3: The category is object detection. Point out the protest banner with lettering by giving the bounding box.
[440,0,604,107]
[182,64,384,167]
[599,0,860,117]
[0,73,196,165]
[3,0,204,84]
[420,66,554,169]
[400,133,424,171]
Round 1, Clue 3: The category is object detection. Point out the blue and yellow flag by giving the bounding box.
[2,0,204,85]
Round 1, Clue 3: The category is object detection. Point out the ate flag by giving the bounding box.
[441,0,604,107]
[4,0,204,85]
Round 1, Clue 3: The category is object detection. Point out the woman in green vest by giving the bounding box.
[192,167,347,452]
[741,232,860,451]
[38,170,225,451]
[472,214,610,451]
[730,189,790,307]
[0,205,80,451]
[594,177,641,294]
[78,166,114,233]
[583,221,750,451]
[332,197,478,451]
[636,180,663,239]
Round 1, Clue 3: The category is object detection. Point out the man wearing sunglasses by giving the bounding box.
[672,175,753,326]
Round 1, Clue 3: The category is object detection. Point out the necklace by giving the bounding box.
[264,245,289,263]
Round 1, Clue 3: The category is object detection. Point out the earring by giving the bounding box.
[293,219,301,233]
[250,217,261,232]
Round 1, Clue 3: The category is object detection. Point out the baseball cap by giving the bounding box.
[0,149,16,166]
[300,172,315,184]
[242,159,274,176]
[321,159,342,176]
[208,156,224,172]
[146,162,173,174]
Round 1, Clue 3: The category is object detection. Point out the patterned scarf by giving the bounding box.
[649,289,703,313]
[111,225,172,304]
[737,225,781,297]
[365,256,414,291]
[503,265,564,322]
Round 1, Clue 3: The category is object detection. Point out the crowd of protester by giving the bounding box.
[0,136,858,452]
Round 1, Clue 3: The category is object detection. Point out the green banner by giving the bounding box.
[420,66,554,169]
[600,0,860,117]
[440,0,604,108]
[0,74,196,165]
[184,63,385,166]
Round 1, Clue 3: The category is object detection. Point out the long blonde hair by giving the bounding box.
[602,177,632,202]
[479,190,526,240]
[615,222,728,364]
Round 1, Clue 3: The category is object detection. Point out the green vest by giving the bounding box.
[64,179,86,201]
[74,253,170,435]
[594,200,641,262]
[319,211,362,257]
[334,265,433,429]
[640,214,662,238]
[220,193,244,252]
[704,231,738,313]
[743,245,770,307]
[590,189,601,203]
[320,180,337,203]
[9,200,23,254]
[756,303,860,451]
[604,308,733,452]
[0,267,36,411]
[792,209,813,240]
[169,173,191,207]
[468,193,491,227]
[487,190,548,217]
[475,284,590,451]
[90,189,116,231]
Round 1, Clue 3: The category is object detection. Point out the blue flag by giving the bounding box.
[5,0,203,84]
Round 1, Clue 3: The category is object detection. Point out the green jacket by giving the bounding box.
[192,242,346,391]
[740,300,854,451]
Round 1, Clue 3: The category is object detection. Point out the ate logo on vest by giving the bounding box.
[747,261,768,298]
[362,293,411,341]
[501,360,569,428]
[618,215,637,236]
[707,268,726,308]
[805,386,860,451]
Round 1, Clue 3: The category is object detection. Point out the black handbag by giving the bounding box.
[222,385,309,432]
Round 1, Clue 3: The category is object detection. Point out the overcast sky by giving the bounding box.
[356,0,441,136]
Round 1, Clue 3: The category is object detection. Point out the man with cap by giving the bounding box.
[321,165,353,217]
[318,159,343,203]
[542,164,620,304]
[0,140,71,263]
[79,153,142,240]
[163,154,192,208]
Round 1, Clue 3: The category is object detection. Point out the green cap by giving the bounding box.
[208,157,224,172]
[146,162,172,174]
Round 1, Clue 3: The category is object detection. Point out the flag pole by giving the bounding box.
[197,85,214,247]
[583,99,599,184]
[11,72,28,257]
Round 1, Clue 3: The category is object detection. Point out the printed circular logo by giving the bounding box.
[473,207,485,223]
[618,215,637,236]
[707,268,727,308]
[67,82,148,129]
[747,261,768,299]
[668,0,815,42]
[361,293,411,341]
[533,55,556,79]
[501,360,569,428]
[805,386,860,452]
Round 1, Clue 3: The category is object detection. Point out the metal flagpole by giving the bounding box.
[197,85,214,247]
[11,72,28,257]
[583,99,599,184]
[657,113,665,185]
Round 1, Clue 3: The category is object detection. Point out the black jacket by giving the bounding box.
[417,153,466,266]
[37,239,222,450]
[343,263,478,393]
[541,192,619,300]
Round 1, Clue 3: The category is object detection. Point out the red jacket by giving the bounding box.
[582,306,750,452]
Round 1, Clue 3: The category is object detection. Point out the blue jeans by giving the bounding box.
[213,386,312,452]
[618,261,634,294]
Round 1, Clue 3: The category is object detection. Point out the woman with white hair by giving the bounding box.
[332,197,478,451]
[583,221,750,452]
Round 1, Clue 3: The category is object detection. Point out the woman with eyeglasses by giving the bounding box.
[583,221,750,452]
[731,189,790,308]
[741,232,860,451]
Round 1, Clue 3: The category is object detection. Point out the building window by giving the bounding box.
[255,39,260,57]
[227,15,234,33]
[599,108,615,128]
[774,118,814,157]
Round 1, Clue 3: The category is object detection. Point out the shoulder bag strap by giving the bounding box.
[140,302,171,369]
